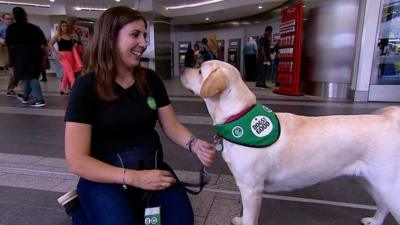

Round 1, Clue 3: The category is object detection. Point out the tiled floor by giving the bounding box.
[0,73,399,225]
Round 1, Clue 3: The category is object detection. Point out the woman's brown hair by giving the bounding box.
[87,6,149,101]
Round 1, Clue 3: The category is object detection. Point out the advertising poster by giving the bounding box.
[274,2,304,96]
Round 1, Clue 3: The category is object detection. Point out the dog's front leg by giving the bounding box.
[232,185,263,225]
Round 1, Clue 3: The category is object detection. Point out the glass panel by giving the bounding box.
[373,0,400,84]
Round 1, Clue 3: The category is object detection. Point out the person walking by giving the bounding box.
[243,36,258,81]
[199,37,215,62]
[184,43,194,67]
[0,12,16,96]
[5,7,47,107]
[49,20,83,95]
[256,26,273,88]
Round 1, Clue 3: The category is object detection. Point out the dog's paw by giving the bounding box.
[231,216,243,225]
[361,217,383,225]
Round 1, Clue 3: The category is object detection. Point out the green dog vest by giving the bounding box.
[214,104,280,148]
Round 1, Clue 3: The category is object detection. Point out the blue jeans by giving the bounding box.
[22,78,44,101]
[72,146,194,225]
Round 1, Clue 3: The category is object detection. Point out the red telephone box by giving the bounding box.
[274,2,304,96]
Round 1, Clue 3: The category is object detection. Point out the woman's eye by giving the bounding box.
[199,70,202,76]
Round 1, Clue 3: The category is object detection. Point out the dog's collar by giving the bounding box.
[224,105,254,124]
[213,105,254,152]
[214,104,281,149]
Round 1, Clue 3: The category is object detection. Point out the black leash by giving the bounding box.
[142,166,209,208]
[142,149,210,209]
[177,167,210,195]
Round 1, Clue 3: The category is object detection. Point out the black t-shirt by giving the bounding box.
[57,38,73,51]
[64,69,171,159]
[257,36,271,63]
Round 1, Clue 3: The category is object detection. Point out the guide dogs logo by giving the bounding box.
[251,116,273,137]
[232,126,244,138]
[144,217,158,225]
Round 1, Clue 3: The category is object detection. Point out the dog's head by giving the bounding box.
[181,60,256,124]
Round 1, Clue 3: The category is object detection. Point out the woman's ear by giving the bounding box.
[200,67,227,98]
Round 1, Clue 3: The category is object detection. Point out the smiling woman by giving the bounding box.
[87,6,149,101]
[61,5,216,225]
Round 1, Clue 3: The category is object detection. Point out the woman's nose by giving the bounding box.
[139,34,147,47]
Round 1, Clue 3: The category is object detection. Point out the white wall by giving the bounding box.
[29,15,52,39]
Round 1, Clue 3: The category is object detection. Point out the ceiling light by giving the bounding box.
[75,6,108,11]
[258,5,263,9]
[205,17,210,21]
[0,0,50,8]
[165,0,224,10]
[115,0,120,2]
[49,0,54,2]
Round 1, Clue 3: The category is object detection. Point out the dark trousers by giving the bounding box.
[244,54,256,81]
[41,69,47,80]
[256,63,271,87]
[6,68,16,92]
[72,147,194,225]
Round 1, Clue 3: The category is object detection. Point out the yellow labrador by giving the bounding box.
[181,60,400,225]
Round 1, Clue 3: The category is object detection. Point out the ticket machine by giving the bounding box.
[178,41,191,73]
[228,38,241,69]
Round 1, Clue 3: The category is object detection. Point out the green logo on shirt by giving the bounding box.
[147,97,156,110]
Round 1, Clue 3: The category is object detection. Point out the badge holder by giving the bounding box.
[144,151,161,225]
[144,206,161,225]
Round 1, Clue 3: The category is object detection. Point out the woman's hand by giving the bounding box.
[191,139,216,167]
[125,169,176,191]
[56,52,62,60]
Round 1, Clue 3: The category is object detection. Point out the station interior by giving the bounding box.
[0,0,399,224]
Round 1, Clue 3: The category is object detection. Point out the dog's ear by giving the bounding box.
[200,67,227,98]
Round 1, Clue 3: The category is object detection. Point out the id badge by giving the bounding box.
[144,206,161,225]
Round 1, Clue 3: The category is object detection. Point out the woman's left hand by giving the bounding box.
[191,139,216,167]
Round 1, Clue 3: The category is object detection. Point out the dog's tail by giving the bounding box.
[374,106,400,126]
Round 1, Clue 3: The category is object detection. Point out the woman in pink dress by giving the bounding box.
[49,20,83,95]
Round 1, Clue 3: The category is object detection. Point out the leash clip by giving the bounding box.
[213,134,224,152]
